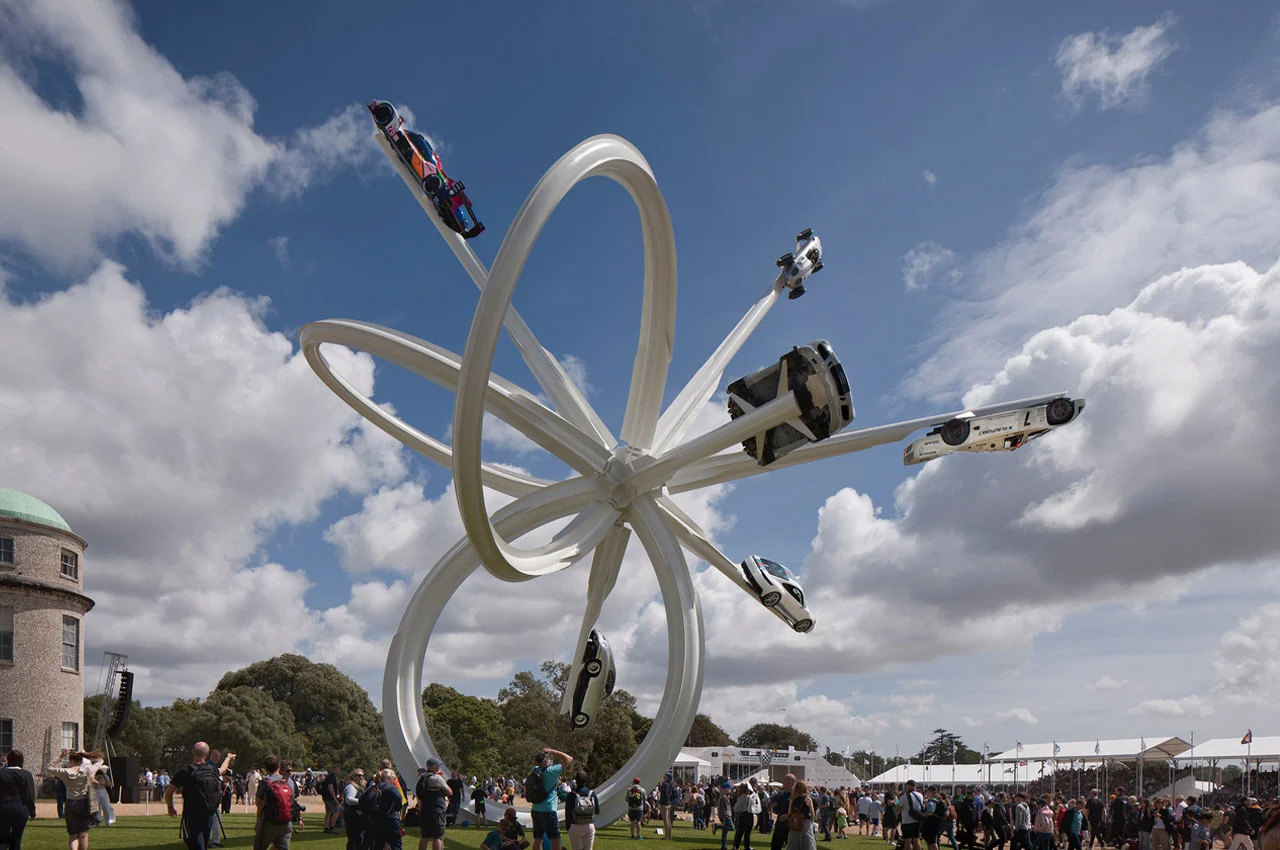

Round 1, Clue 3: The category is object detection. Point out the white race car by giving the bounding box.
[776,228,823,299]
[727,340,854,466]
[569,629,616,729]
[902,396,1086,466]
[740,555,814,633]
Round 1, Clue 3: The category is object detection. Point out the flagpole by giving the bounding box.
[1247,739,1251,796]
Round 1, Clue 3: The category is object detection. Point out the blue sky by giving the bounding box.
[3,0,1280,756]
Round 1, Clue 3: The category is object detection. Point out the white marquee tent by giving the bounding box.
[1176,737,1280,763]
[990,737,1190,764]
[868,762,1055,788]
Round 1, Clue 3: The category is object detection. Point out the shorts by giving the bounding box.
[421,813,447,839]
[324,799,341,815]
[532,810,560,840]
[253,819,293,850]
[475,803,487,815]
[872,819,881,827]
[629,809,644,823]
[860,814,871,823]
[902,822,922,839]
[64,798,94,834]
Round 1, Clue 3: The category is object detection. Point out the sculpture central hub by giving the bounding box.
[602,445,658,509]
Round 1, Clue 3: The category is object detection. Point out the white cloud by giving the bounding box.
[0,261,406,699]
[922,170,937,187]
[0,0,380,269]
[995,707,1039,725]
[902,242,956,291]
[270,102,386,198]
[1089,675,1128,692]
[962,716,983,729]
[887,693,936,717]
[268,236,291,271]
[559,354,592,396]
[1055,15,1177,110]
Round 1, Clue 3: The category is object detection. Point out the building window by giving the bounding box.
[61,721,78,752]
[61,549,79,580]
[61,616,79,671]
[0,537,12,565]
[0,719,12,752]
[0,605,12,663]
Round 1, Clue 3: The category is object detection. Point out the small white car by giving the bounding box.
[902,396,1086,466]
[740,555,814,633]
[727,340,854,466]
[776,228,823,299]
[569,629,616,729]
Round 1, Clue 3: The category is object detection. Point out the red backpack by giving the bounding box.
[263,779,294,824]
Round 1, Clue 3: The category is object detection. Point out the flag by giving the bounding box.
[1019,760,1027,767]
[1094,740,1101,755]
[1241,729,1253,745]
[863,759,870,766]
[1140,737,1146,751]
[1016,741,1024,753]
[952,743,957,765]
[1053,741,1061,755]
[760,750,772,765]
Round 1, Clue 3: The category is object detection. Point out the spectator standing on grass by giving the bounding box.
[447,771,465,826]
[1086,793,1106,850]
[373,767,406,850]
[859,791,874,836]
[167,743,226,850]
[1062,800,1084,850]
[47,749,104,850]
[417,757,451,850]
[1230,798,1263,850]
[787,780,818,850]
[0,749,37,850]
[321,763,343,834]
[1034,798,1057,850]
[341,769,366,850]
[565,770,600,850]
[772,775,797,850]
[659,773,677,838]
[900,780,927,850]
[869,791,884,839]
[987,793,1010,850]
[253,754,293,850]
[734,782,761,850]
[1012,793,1032,850]
[629,778,649,841]
[474,779,490,827]
[530,748,574,850]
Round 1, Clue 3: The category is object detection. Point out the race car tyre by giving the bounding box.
[811,262,824,273]
[371,102,397,127]
[585,659,602,675]
[787,285,806,300]
[797,228,813,241]
[572,712,589,729]
[940,418,971,446]
[761,591,782,607]
[793,618,814,634]
[1045,397,1075,426]
[422,174,443,194]
[777,252,794,268]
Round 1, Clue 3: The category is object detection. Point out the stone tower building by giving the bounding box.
[0,488,94,765]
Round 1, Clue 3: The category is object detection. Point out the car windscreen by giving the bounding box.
[759,558,795,582]
[406,132,433,158]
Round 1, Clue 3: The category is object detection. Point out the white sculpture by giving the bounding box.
[301,128,1083,824]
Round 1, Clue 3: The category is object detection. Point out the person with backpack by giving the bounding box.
[167,742,225,850]
[252,754,295,850]
[340,769,367,850]
[372,768,409,850]
[565,771,600,850]
[786,780,818,850]
[628,778,648,840]
[900,781,928,850]
[416,757,451,850]
[527,748,575,850]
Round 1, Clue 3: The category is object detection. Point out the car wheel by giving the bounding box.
[1045,397,1075,426]
[422,174,442,194]
[371,102,397,127]
[811,261,823,273]
[585,659,602,675]
[940,418,971,446]
[787,285,806,300]
[761,591,782,607]
[572,712,589,729]
[793,618,814,634]
[776,252,794,268]
[797,228,814,241]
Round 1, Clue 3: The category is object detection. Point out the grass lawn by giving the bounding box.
[17,814,892,850]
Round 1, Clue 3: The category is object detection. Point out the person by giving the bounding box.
[168,744,225,850]
[772,775,797,850]
[693,785,707,831]
[372,768,406,850]
[885,787,900,846]
[341,769,366,850]
[1230,799,1264,850]
[1062,800,1085,850]
[923,788,943,850]
[253,754,294,850]
[1187,813,1212,850]
[529,748,574,850]
[566,770,600,850]
[900,781,927,850]
[860,792,875,837]
[499,806,531,850]
[629,778,649,841]
[987,793,1010,850]
[735,782,762,850]
[1086,794,1106,850]
[246,768,261,811]
[93,763,115,828]
[417,757,451,850]
[787,780,818,850]
[936,792,957,850]
[0,749,37,850]
[820,787,835,842]
[1012,793,1032,850]
[660,773,677,838]
[869,792,884,839]
[47,748,105,850]
[321,764,343,834]
[473,780,490,827]
[447,771,465,826]
[1034,798,1057,850]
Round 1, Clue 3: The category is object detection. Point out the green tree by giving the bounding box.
[216,654,385,768]
[173,687,309,773]
[738,723,818,751]
[85,696,183,771]
[917,729,981,765]
[426,689,507,776]
[685,713,734,747]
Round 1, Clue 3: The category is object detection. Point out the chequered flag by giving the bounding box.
[760,750,772,765]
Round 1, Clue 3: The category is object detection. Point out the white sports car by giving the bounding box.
[727,340,854,466]
[741,555,814,633]
[902,396,1086,466]
[569,629,616,729]
[776,228,823,299]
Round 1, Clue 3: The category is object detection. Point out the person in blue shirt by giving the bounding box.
[530,748,574,850]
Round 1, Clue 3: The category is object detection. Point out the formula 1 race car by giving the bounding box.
[776,228,824,299]
[740,555,814,633]
[368,100,484,239]
[569,630,616,729]
[902,396,1086,466]
[727,340,854,466]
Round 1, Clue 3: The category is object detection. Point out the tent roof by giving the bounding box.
[868,763,1051,785]
[674,750,712,767]
[990,737,1190,763]
[1179,737,1280,761]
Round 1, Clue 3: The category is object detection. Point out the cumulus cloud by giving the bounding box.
[902,242,957,290]
[0,262,406,697]
[1055,15,1177,110]
[268,236,291,271]
[1089,675,1128,692]
[922,170,937,187]
[995,707,1039,725]
[0,0,382,269]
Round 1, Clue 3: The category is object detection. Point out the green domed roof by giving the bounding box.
[0,488,73,534]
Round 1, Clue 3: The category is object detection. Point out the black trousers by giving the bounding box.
[772,821,791,850]
[734,811,755,850]
[0,808,31,850]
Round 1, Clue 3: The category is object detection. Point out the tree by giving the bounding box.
[737,723,817,751]
[85,695,184,771]
[173,687,309,773]
[425,688,507,777]
[216,654,386,768]
[685,714,734,748]
[917,729,981,765]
